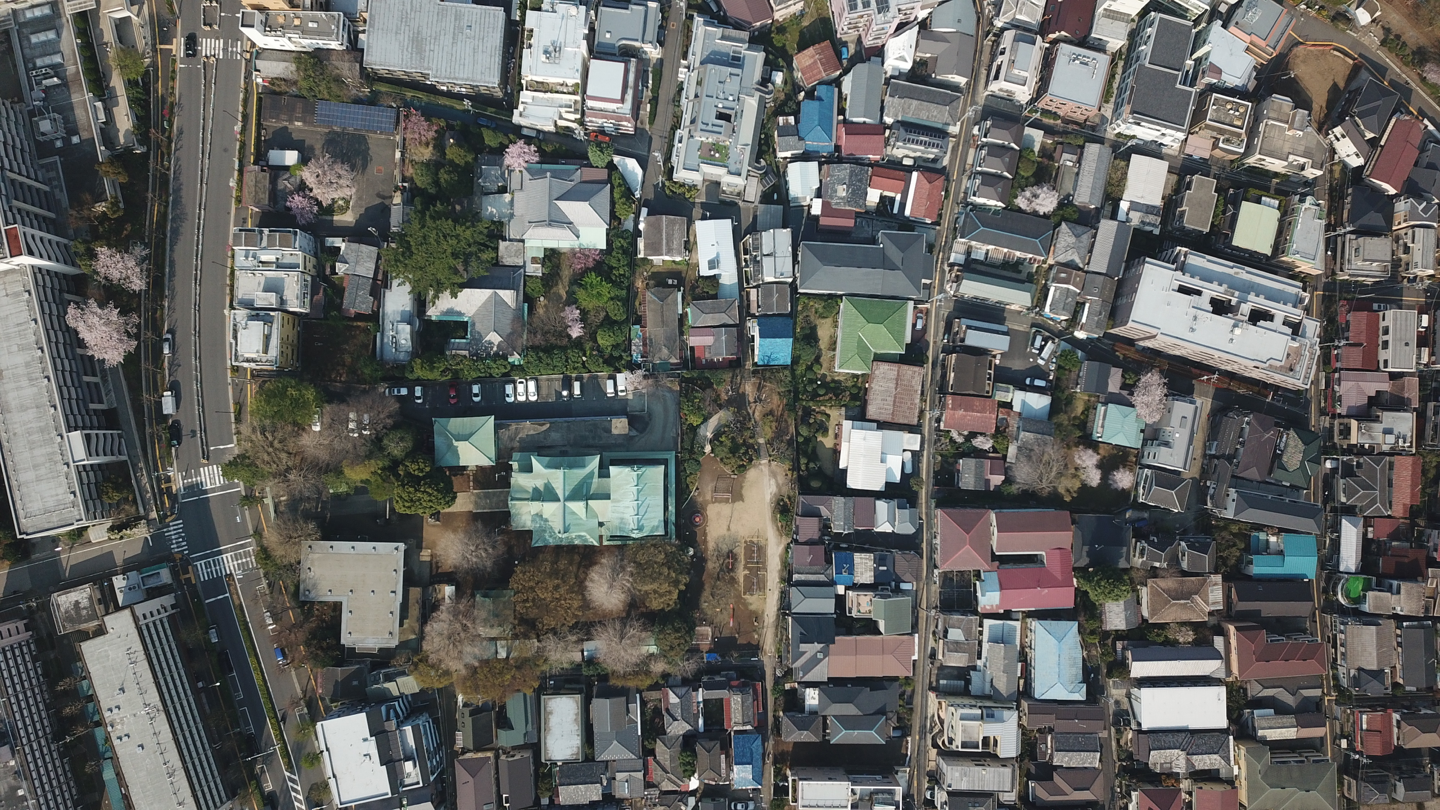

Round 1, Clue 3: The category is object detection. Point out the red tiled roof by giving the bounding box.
[869,167,908,195]
[1192,788,1239,810]
[827,635,915,678]
[1137,789,1184,810]
[838,122,886,157]
[1367,116,1424,193]
[1392,453,1422,518]
[1369,517,1407,541]
[795,41,842,88]
[905,170,945,223]
[1378,542,1425,577]
[1356,709,1396,756]
[718,0,773,29]
[1341,310,1379,370]
[985,547,1076,612]
[936,508,995,571]
[1041,0,1096,40]
[1224,621,1327,679]
[818,201,855,230]
[942,395,999,433]
[993,510,1073,554]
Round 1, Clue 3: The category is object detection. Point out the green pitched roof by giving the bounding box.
[607,464,666,539]
[1269,427,1322,489]
[1092,403,1143,449]
[434,416,497,467]
[836,297,911,373]
[509,454,608,546]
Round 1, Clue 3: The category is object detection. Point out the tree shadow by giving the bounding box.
[796,17,835,53]
[322,131,372,172]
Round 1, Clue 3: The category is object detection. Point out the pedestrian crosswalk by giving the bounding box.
[193,547,257,581]
[178,464,228,494]
[285,770,304,810]
[198,37,244,60]
[156,520,187,555]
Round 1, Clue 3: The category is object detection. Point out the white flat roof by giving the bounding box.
[541,694,584,762]
[80,610,198,810]
[587,57,629,100]
[317,712,394,807]
[1123,154,1168,205]
[1131,683,1227,730]
[300,541,405,649]
[695,219,739,285]
[522,0,587,84]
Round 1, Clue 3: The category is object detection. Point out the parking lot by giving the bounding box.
[948,298,1059,387]
[257,124,394,235]
[395,373,633,423]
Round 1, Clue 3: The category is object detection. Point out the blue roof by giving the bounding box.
[833,551,855,586]
[1030,620,1085,701]
[798,85,837,152]
[733,732,762,788]
[756,317,794,365]
[1248,532,1318,579]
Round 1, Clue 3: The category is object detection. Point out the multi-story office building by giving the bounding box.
[0,100,133,538]
[1109,248,1321,390]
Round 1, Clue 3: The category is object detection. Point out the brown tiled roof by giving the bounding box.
[1193,788,1239,810]
[936,508,996,571]
[1390,454,1421,518]
[869,167,909,195]
[1224,621,1326,680]
[1144,576,1219,623]
[1397,712,1440,748]
[1367,115,1424,193]
[1355,709,1395,756]
[865,361,924,425]
[993,510,1072,554]
[1138,788,1184,810]
[838,122,886,157]
[942,395,999,433]
[906,171,945,222]
[1032,768,1105,804]
[1041,0,1096,40]
[827,635,916,677]
[1341,310,1379,370]
[795,41,841,87]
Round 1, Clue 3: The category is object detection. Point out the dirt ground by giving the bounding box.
[1373,0,1440,65]
[1277,46,1357,123]
[815,405,843,475]
[690,456,790,652]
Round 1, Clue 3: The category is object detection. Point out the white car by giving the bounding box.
[347,411,359,437]
[606,377,617,397]
[471,383,482,403]
[526,378,538,401]
[615,374,627,397]
[505,382,516,403]
[572,378,583,399]
[413,387,424,403]
[514,381,527,402]
[1025,377,1050,389]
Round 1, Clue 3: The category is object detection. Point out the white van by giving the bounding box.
[162,390,177,415]
[616,374,628,397]
[606,377,617,397]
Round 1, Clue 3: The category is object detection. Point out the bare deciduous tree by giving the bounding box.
[593,617,653,674]
[971,434,994,451]
[433,522,505,579]
[1109,467,1136,491]
[1010,438,1080,497]
[262,513,320,568]
[1073,447,1102,488]
[536,625,585,667]
[422,600,481,674]
[584,552,634,616]
[344,389,400,435]
[66,300,137,367]
[1131,368,1169,424]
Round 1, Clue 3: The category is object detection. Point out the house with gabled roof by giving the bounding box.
[798,231,932,299]
[592,691,642,760]
[954,207,1056,264]
[1142,575,1223,623]
[1028,619,1085,701]
[781,713,825,742]
[662,685,697,736]
[1223,621,1326,680]
[1235,742,1337,810]
[835,297,914,373]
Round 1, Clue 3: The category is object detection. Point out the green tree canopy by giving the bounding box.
[391,454,456,514]
[1055,348,1081,373]
[250,378,323,427]
[221,453,270,487]
[510,548,587,633]
[1074,566,1134,604]
[588,141,614,168]
[294,53,347,101]
[110,46,146,81]
[382,210,499,301]
[624,542,689,613]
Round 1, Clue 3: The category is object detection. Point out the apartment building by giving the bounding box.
[986,29,1045,102]
[1109,247,1321,390]
[1110,13,1198,148]
[238,10,351,51]
[364,0,507,96]
[829,0,940,50]
[1036,44,1109,121]
[671,16,772,198]
[514,0,589,134]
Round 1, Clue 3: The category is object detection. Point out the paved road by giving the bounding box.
[1288,11,1440,126]
[166,0,299,807]
[640,0,687,205]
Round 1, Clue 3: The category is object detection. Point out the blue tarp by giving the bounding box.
[756,317,794,365]
[733,732,762,789]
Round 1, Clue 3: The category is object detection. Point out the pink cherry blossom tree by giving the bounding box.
[570,248,602,272]
[91,245,147,292]
[400,108,440,158]
[300,153,356,206]
[1072,447,1102,488]
[66,300,137,367]
[1131,368,1169,424]
[1109,467,1136,491]
[287,192,319,225]
[503,140,540,171]
[971,434,994,451]
[563,305,584,339]
[1016,185,1060,215]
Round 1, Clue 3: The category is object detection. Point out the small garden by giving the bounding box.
[792,297,866,493]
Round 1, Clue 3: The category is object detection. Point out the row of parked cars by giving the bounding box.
[386,374,628,405]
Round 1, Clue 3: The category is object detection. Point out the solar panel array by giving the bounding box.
[314,101,399,134]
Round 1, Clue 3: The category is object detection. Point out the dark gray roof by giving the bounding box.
[1080,272,1116,303]
[885,80,965,129]
[1227,579,1315,618]
[1072,514,1130,568]
[1086,220,1131,277]
[1347,186,1393,232]
[825,163,872,211]
[1051,223,1094,268]
[827,714,892,745]
[968,173,1014,206]
[645,287,682,365]
[816,683,900,715]
[975,144,1021,176]
[956,207,1056,258]
[790,584,837,614]
[591,694,642,761]
[781,713,825,742]
[1337,456,1389,517]
[1130,64,1198,128]
[1400,624,1436,689]
[1072,143,1112,209]
[1349,77,1401,140]
[499,751,536,810]
[1150,16,1195,70]
[688,298,740,326]
[695,737,729,783]
[1076,360,1119,395]
[1222,487,1324,534]
[845,59,886,123]
[798,231,931,299]
[456,753,497,810]
[1138,469,1194,512]
[916,30,976,83]
[556,762,609,804]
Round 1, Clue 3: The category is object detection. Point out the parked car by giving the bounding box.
[1025,377,1050,389]
[448,383,459,404]
[386,386,409,397]
[606,377,617,397]
[414,386,424,403]
[471,383,482,403]
[505,382,516,403]
[914,311,925,331]
[273,646,289,668]
[560,376,571,400]
[168,420,183,447]
[347,411,359,437]
[572,377,583,399]
[161,330,173,356]
[263,611,275,632]
[515,380,528,402]
[207,625,218,644]
[526,378,538,400]
[310,408,322,432]
[616,374,627,397]
[361,413,371,435]
[589,131,612,143]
